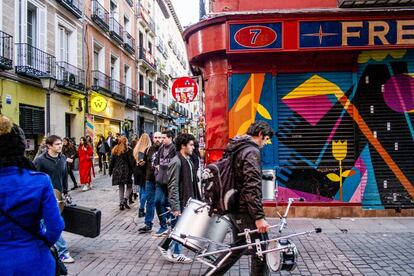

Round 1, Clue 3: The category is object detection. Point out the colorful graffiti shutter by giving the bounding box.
[277,72,356,203]
[355,50,414,208]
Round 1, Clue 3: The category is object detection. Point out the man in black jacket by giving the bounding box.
[158,133,198,264]
[206,121,274,275]
[34,135,74,264]
[138,131,166,233]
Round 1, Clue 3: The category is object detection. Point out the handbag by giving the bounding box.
[0,208,68,275]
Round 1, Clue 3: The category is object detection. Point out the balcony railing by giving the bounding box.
[110,79,125,100]
[139,92,157,109]
[157,71,168,87]
[15,43,56,78]
[138,47,156,71]
[56,0,82,18]
[109,17,123,45]
[125,0,133,8]
[137,4,155,34]
[92,0,109,32]
[0,31,13,70]
[56,61,85,92]
[123,31,135,54]
[125,86,137,103]
[92,70,110,93]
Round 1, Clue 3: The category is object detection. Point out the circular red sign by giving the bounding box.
[172,77,198,103]
[234,25,277,48]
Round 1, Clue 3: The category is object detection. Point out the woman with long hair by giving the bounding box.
[109,136,134,210]
[0,115,64,275]
[63,137,78,190]
[78,136,93,191]
[133,133,152,217]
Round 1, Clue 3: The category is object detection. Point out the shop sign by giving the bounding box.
[172,77,198,103]
[229,23,282,51]
[300,20,414,49]
[91,95,108,112]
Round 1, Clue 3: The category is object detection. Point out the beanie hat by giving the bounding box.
[0,115,27,157]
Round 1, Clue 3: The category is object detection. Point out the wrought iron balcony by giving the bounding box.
[137,4,155,34]
[125,86,137,104]
[56,0,82,18]
[139,91,157,109]
[110,79,125,100]
[157,71,168,87]
[15,43,56,78]
[138,47,156,71]
[56,61,85,92]
[0,31,13,70]
[109,17,123,45]
[125,0,133,8]
[92,0,109,32]
[92,70,110,93]
[123,31,135,54]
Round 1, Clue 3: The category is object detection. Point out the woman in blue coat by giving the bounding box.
[0,115,64,275]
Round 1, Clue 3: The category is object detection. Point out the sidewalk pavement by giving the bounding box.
[64,171,414,275]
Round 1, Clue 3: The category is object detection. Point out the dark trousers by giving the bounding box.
[205,213,269,276]
[98,153,106,171]
[68,166,77,188]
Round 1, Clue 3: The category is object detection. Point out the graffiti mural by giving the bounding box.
[228,50,414,209]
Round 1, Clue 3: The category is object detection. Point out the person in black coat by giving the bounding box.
[109,136,134,210]
[96,134,107,172]
[63,137,78,190]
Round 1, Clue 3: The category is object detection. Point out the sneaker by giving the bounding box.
[158,246,174,261]
[81,185,88,191]
[153,227,168,237]
[171,254,192,264]
[138,225,152,233]
[60,254,75,264]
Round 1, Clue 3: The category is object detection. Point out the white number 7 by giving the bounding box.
[250,29,261,44]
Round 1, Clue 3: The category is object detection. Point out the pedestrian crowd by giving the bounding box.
[0,111,274,275]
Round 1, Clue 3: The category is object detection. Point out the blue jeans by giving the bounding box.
[154,183,168,230]
[55,235,69,257]
[144,180,155,227]
[160,214,182,255]
[138,185,147,210]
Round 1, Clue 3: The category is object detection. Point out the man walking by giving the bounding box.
[138,132,166,234]
[205,121,274,275]
[158,133,199,264]
[105,131,115,159]
[153,130,176,236]
[34,135,75,264]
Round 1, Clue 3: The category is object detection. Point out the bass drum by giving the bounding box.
[266,239,298,272]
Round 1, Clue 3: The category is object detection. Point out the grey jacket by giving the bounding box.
[34,152,68,194]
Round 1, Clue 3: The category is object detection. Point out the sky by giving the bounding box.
[171,0,206,28]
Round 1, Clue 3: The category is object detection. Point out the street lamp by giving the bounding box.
[39,74,57,136]
[152,106,158,132]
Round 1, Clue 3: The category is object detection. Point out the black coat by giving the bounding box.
[109,148,134,186]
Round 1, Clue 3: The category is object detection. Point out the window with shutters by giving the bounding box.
[58,26,70,63]
[19,104,45,135]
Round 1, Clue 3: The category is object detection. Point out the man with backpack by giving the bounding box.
[153,130,176,236]
[158,133,199,264]
[203,121,274,275]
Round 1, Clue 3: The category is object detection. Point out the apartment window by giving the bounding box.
[110,0,117,18]
[27,3,37,46]
[58,26,70,62]
[93,50,99,71]
[139,32,143,48]
[124,16,130,33]
[124,65,131,86]
[110,55,120,81]
[93,42,104,72]
[110,56,116,79]
[148,41,152,54]
[139,74,144,91]
[148,80,153,95]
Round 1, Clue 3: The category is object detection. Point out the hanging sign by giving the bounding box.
[171,77,198,103]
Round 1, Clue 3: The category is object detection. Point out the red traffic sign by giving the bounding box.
[172,77,198,103]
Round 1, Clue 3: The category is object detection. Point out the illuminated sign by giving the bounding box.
[91,95,107,112]
[300,20,414,49]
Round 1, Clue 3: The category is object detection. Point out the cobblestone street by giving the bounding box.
[64,171,414,276]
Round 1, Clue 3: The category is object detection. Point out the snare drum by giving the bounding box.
[266,239,298,272]
[170,199,232,253]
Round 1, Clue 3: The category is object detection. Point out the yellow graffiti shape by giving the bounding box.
[358,50,407,64]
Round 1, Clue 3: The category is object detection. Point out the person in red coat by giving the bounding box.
[78,136,93,191]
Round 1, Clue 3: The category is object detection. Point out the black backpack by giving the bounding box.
[202,144,250,216]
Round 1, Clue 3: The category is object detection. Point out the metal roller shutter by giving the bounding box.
[355,50,414,209]
[19,104,45,135]
[276,72,355,200]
